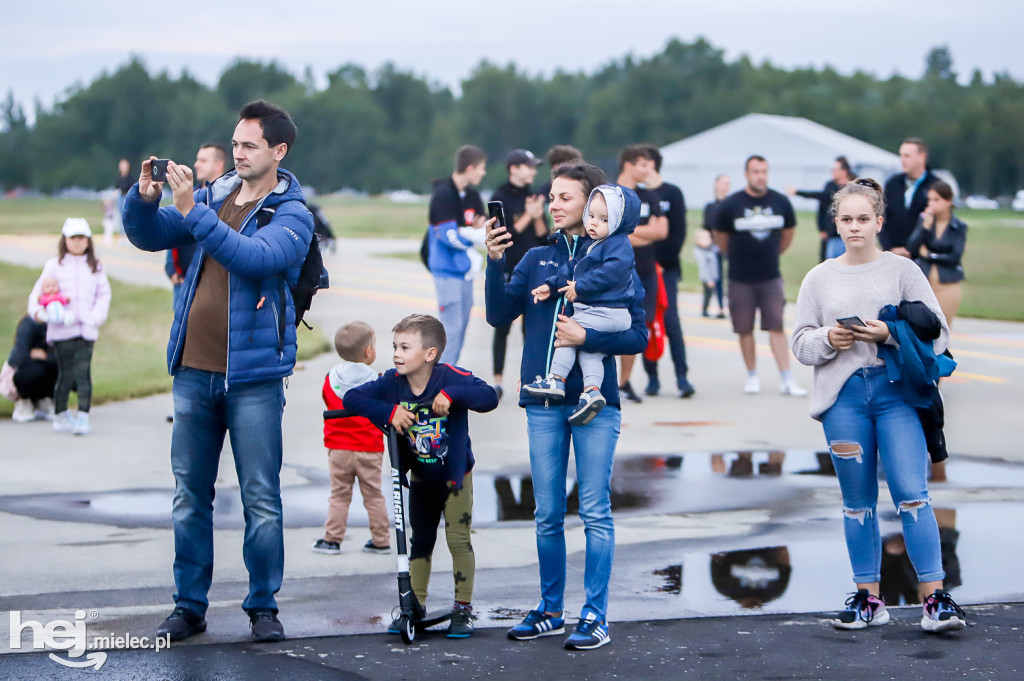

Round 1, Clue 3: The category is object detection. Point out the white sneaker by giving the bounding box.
[743,375,761,394]
[779,378,808,397]
[53,411,74,433]
[12,399,35,423]
[72,412,91,436]
[34,397,54,421]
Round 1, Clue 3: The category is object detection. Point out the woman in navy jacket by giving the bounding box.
[906,180,967,328]
[485,161,648,650]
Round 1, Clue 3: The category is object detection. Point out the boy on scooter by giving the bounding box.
[344,314,498,638]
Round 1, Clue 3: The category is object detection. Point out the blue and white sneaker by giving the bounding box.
[567,387,606,426]
[507,609,565,641]
[563,612,610,650]
[921,589,966,632]
[523,375,566,399]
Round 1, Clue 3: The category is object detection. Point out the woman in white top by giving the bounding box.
[791,178,965,633]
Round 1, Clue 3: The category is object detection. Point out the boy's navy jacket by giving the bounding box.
[545,185,638,308]
[342,364,498,489]
[486,230,649,408]
[122,169,313,386]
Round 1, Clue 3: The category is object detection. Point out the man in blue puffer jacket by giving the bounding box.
[123,100,313,644]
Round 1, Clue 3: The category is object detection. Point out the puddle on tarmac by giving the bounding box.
[638,502,1024,618]
[1,450,1023,529]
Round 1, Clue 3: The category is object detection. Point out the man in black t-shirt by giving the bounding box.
[713,155,806,397]
[616,144,667,403]
[427,145,487,366]
[644,145,695,398]
[489,148,548,399]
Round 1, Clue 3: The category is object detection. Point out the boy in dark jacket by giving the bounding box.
[343,314,498,638]
[523,185,640,426]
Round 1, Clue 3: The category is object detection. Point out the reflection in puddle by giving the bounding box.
[644,502,1024,617]
[2,452,1023,532]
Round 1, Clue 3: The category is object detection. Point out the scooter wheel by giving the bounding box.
[400,616,415,644]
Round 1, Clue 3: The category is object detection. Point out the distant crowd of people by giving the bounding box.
[1,96,969,650]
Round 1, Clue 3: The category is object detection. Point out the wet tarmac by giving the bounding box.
[4,449,1024,527]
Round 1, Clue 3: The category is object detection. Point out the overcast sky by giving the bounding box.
[2,0,1021,118]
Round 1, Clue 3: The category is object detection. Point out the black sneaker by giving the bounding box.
[311,538,340,555]
[362,539,390,554]
[447,607,475,638]
[644,379,660,396]
[248,609,285,642]
[156,605,206,641]
[619,382,642,404]
[494,384,504,402]
[677,377,696,398]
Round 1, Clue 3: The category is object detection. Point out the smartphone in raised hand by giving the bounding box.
[150,159,171,182]
[487,201,507,229]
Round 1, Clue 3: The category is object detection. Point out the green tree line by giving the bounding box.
[1,39,1022,196]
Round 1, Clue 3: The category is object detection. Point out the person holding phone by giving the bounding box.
[122,100,314,643]
[906,180,967,329]
[488,149,548,399]
[426,145,487,366]
[484,161,648,650]
[792,178,966,633]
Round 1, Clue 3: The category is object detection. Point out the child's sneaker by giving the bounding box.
[921,589,966,632]
[564,612,610,650]
[507,609,565,641]
[362,539,390,554]
[72,412,90,436]
[446,604,475,639]
[12,399,35,423]
[53,411,74,433]
[311,539,340,555]
[568,387,606,426]
[833,589,890,629]
[523,375,565,399]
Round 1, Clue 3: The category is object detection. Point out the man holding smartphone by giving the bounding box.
[123,100,313,644]
[488,148,547,398]
[428,145,487,365]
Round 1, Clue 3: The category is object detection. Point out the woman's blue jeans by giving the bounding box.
[525,404,620,621]
[821,366,944,585]
[170,368,286,616]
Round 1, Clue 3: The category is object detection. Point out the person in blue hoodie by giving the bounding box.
[122,100,313,644]
[485,161,648,651]
[523,184,639,426]
[344,314,498,639]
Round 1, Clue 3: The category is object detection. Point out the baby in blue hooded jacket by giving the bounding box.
[524,184,639,425]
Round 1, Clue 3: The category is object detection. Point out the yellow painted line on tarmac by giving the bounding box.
[951,372,1006,384]
[951,348,1024,366]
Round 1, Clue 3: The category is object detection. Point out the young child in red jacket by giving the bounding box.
[314,321,391,556]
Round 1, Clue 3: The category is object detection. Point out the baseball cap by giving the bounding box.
[506,149,542,168]
[62,218,92,238]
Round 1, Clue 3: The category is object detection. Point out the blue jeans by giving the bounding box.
[821,366,943,585]
[434,275,473,365]
[172,282,184,313]
[825,237,846,259]
[525,404,620,621]
[170,368,286,615]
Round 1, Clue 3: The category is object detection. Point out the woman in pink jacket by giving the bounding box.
[28,219,112,435]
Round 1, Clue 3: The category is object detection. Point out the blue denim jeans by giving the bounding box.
[170,368,286,615]
[825,237,846,260]
[821,366,944,584]
[434,275,474,366]
[525,404,620,621]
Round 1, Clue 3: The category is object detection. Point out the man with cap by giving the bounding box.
[488,148,548,397]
